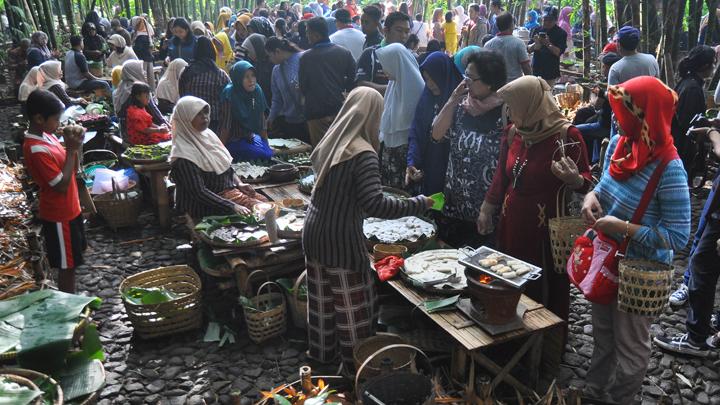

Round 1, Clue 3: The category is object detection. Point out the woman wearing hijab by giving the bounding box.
[178,37,231,134]
[215,31,235,71]
[417,40,441,65]
[114,60,167,137]
[303,86,433,370]
[131,16,156,89]
[454,5,469,38]
[157,59,188,114]
[233,14,253,49]
[453,45,481,74]
[375,43,424,189]
[407,52,461,196]
[558,6,574,59]
[240,33,273,105]
[85,11,107,37]
[247,16,275,37]
[169,96,263,219]
[582,76,690,405]
[27,31,55,68]
[477,75,591,329]
[168,18,198,62]
[107,35,138,68]
[525,10,540,31]
[18,66,40,103]
[81,22,106,63]
[220,60,273,161]
[38,61,87,108]
[671,45,717,181]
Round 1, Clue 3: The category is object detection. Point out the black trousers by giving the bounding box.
[687,215,720,343]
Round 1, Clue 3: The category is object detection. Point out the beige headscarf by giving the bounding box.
[311,87,384,190]
[107,34,126,48]
[169,96,232,175]
[156,58,188,103]
[113,60,146,111]
[18,66,40,102]
[38,61,66,91]
[497,76,570,145]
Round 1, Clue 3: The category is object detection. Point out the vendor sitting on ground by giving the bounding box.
[169,96,266,219]
[126,83,172,145]
[106,34,138,69]
[38,61,88,108]
[219,60,273,162]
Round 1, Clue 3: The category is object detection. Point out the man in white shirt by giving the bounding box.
[411,13,430,50]
[330,9,366,60]
[484,12,531,81]
[607,25,659,85]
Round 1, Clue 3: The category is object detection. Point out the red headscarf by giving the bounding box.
[602,41,618,54]
[607,76,679,181]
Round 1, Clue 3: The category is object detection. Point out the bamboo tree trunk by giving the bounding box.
[124,0,132,18]
[672,0,687,61]
[689,0,702,48]
[142,0,150,14]
[64,0,76,33]
[705,0,719,45]
[149,0,165,34]
[598,0,607,45]
[22,0,39,30]
[582,0,590,76]
[613,0,623,27]
[42,0,58,48]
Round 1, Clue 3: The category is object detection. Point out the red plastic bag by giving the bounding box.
[375,256,404,281]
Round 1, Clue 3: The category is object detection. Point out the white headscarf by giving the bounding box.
[156,58,188,103]
[19,66,40,102]
[375,43,424,147]
[113,60,146,111]
[38,61,65,91]
[107,34,126,48]
[170,96,232,175]
[455,5,469,32]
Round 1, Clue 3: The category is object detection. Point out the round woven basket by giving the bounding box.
[93,181,142,230]
[353,333,415,379]
[119,265,203,339]
[243,282,287,343]
[618,259,673,317]
[548,216,587,274]
[0,374,42,405]
[289,271,307,329]
[0,368,63,405]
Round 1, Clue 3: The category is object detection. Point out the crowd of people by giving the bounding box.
[12,1,720,403]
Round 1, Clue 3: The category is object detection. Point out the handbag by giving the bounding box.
[567,156,672,304]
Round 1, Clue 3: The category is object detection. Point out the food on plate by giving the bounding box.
[503,271,518,279]
[515,266,531,276]
[363,216,435,244]
[403,249,468,288]
[276,211,305,232]
[268,138,303,150]
[122,144,171,161]
[480,258,498,267]
[232,161,271,180]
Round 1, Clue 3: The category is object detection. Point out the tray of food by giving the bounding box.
[459,246,541,288]
[297,171,315,195]
[282,152,312,166]
[275,208,305,239]
[400,248,470,294]
[363,216,436,253]
[231,159,275,183]
[121,144,171,163]
[268,138,305,150]
[194,214,269,248]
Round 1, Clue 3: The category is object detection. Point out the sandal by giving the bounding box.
[707,333,720,349]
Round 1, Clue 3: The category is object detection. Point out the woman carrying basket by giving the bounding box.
[581,76,690,404]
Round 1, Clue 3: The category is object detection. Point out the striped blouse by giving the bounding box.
[178,68,231,128]
[593,135,691,264]
[170,158,236,219]
[302,151,427,270]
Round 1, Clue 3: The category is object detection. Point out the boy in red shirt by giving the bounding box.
[23,89,86,293]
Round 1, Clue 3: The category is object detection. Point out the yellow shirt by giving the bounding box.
[442,21,458,55]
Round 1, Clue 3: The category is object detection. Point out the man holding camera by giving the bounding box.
[527,6,566,87]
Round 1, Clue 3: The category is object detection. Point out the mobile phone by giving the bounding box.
[539,32,548,39]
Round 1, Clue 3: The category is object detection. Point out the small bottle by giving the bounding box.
[300,366,316,395]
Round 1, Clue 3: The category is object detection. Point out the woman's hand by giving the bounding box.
[405,166,423,185]
[476,202,497,235]
[233,204,251,215]
[551,157,583,188]
[449,82,469,105]
[593,215,625,235]
[581,191,603,225]
[237,183,256,197]
[418,195,435,209]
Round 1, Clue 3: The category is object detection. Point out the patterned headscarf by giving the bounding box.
[607,76,680,180]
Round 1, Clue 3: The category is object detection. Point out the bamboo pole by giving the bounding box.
[41,0,58,48]
[64,0,75,33]
[582,0,590,76]
[705,0,719,45]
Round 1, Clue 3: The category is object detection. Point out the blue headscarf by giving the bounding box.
[409,52,462,194]
[525,10,540,31]
[221,61,268,135]
[453,45,481,74]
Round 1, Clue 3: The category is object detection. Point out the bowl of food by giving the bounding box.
[280,198,305,209]
[268,163,299,183]
[373,244,408,261]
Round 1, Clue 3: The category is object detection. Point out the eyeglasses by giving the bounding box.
[463,74,482,83]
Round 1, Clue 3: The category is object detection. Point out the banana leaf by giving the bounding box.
[0,376,41,405]
[58,359,105,401]
[0,291,101,373]
[424,295,460,313]
[122,287,178,305]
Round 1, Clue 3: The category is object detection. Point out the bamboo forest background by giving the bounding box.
[0,0,718,84]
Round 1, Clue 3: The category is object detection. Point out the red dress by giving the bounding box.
[126,105,171,145]
[485,126,591,323]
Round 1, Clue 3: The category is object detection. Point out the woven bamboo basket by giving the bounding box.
[0,368,63,405]
[618,259,673,317]
[120,265,203,339]
[93,180,142,230]
[353,333,415,378]
[0,374,42,405]
[242,281,287,343]
[548,185,588,274]
[289,271,307,329]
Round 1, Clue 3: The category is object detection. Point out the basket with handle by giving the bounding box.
[617,259,673,317]
[119,265,203,339]
[548,185,587,274]
[93,178,142,230]
[289,270,308,329]
[242,281,287,343]
[355,343,434,403]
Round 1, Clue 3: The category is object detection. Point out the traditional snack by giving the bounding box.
[503,271,518,279]
[480,258,498,267]
[363,216,435,244]
[491,264,505,272]
[403,249,467,288]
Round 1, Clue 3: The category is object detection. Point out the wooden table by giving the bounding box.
[130,160,171,229]
[387,278,564,395]
[257,181,311,205]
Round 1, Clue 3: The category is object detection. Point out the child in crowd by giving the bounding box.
[126,82,172,145]
[442,11,458,55]
[22,90,86,293]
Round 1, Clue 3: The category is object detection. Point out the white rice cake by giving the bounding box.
[363,216,435,243]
